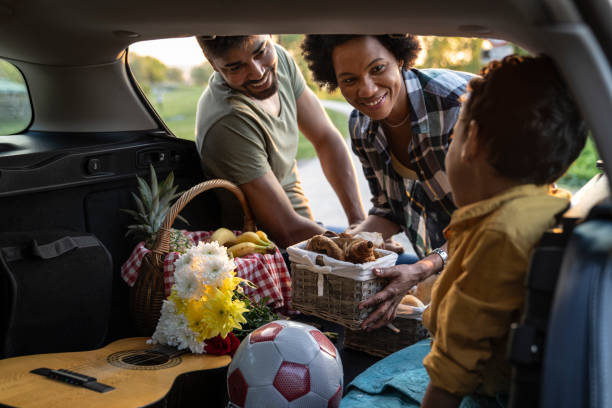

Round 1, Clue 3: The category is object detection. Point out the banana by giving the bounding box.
[209,227,237,246]
[227,242,270,258]
[234,231,270,247]
[256,230,276,248]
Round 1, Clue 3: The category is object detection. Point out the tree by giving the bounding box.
[166,67,184,84]
[416,37,484,74]
[190,63,213,86]
[129,54,168,85]
[0,60,25,83]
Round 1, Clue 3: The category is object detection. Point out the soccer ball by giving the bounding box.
[227,320,344,407]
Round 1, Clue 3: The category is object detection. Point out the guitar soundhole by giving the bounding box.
[123,352,168,365]
[107,350,182,370]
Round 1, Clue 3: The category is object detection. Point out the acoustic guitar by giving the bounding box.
[0,337,231,408]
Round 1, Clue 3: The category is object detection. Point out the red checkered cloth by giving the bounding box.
[120,230,293,311]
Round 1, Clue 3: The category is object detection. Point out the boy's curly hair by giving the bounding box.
[463,54,587,185]
[301,35,421,91]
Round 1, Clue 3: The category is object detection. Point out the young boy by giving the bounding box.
[342,55,587,407]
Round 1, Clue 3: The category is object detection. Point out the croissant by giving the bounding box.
[344,239,376,263]
[306,235,345,261]
[306,234,378,264]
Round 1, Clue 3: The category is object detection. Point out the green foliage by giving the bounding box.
[0,60,24,83]
[166,67,184,83]
[130,54,168,85]
[558,137,601,190]
[0,59,31,134]
[416,37,484,74]
[232,292,278,341]
[121,164,188,244]
[190,63,214,86]
[277,34,320,94]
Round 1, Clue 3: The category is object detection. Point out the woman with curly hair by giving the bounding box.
[302,34,474,324]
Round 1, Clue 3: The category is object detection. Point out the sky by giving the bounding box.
[129,37,206,70]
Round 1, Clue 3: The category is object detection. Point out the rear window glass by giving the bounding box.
[0,59,31,135]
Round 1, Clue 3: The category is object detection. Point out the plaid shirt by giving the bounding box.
[350,68,473,258]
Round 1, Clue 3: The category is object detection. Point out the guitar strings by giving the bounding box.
[45,348,190,376]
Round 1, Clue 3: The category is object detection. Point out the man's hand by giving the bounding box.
[240,171,325,248]
[359,263,427,330]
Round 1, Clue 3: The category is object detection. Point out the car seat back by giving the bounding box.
[539,201,612,408]
[507,216,577,407]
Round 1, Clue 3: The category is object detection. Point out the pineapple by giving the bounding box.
[122,165,194,253]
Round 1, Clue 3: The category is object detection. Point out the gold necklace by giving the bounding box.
[384,111,410,128]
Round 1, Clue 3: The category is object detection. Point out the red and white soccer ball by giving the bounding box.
[227,320,344,408]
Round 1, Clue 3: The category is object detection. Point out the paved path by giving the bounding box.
[297,100,414,253]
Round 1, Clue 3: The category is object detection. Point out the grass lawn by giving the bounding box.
[149,85,600,190]
[0,118,29,134]
[148,85,204,141]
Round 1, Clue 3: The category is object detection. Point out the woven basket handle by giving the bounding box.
[151,179,256,257]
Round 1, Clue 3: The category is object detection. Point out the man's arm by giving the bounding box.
[348,214,402,239]
[239,170,325,248]
[296,87,366,226]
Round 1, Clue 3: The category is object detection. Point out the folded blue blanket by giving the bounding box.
[341,339,507,408]
[341,339,430,408]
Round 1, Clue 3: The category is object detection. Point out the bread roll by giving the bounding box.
[413,274,438,305]
[400,294,425,308]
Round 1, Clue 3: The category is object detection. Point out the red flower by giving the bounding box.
[204,333,241,356]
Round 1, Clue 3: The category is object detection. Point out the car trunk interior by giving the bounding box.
[0,130,247,341]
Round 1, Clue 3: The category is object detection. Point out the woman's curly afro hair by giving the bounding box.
[301,34,421,91]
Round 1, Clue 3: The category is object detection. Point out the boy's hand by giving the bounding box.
[358,264,425,330]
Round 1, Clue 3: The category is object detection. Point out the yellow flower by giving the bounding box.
[219,274,243,295]
[184,298,205,323]
[195,286,248,340]
[170,276,248,342]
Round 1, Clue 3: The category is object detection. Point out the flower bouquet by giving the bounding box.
[148,240,249,355]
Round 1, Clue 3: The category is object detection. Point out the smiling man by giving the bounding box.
[195,35,365,248]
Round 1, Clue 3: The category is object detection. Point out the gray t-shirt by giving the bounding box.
[195,44,312,219]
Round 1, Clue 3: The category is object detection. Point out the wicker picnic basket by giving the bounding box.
[344,314,430,357]
[129,179,256,336]
[288,241,398,330]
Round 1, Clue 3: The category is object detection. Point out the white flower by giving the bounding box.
[198,256,235,287]
[173,241,235,288]
[197,241,227,258]
[173,266,202,298]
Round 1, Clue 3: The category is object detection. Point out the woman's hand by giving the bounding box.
[358,263,428,330]
[383,237,405,254]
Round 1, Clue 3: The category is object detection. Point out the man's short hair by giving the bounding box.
[196,35,251,58]
[463,54,587,185]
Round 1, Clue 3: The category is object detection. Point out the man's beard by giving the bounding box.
[243,69,279,100]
